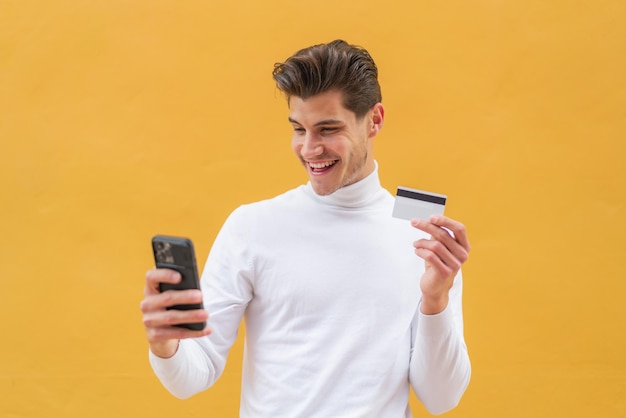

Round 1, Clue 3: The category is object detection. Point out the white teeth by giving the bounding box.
[309,161,335,169]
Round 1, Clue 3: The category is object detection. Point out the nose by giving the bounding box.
[300,133,323,159]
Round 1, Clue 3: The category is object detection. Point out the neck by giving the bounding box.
[306,161,383,208]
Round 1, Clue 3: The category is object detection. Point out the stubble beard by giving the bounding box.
[308,147,369,196]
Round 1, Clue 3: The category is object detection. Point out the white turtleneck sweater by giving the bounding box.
[149,165,470,417]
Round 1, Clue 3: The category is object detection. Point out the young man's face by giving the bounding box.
[288,90,383,196]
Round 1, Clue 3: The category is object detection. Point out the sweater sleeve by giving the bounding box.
[409,270,471,415]
[148,207,254,399]
[148,337,223,399]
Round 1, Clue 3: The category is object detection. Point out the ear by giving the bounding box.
[368,103,385,138]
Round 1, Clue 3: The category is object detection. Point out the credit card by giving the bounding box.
[391,186,447,221]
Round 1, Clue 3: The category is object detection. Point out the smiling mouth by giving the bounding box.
[308,160,337,173]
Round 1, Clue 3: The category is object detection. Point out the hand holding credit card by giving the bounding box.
[391,186,447,221]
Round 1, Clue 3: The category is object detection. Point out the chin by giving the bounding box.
[310,181,340,196]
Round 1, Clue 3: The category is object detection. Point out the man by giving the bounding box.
[141,39,471,417]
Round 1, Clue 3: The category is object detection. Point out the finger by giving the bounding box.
[414,247,456,283]
[412,219,465,260]
[140,288,203,313]
[145,321,212,343]
[429,215,471,253]
[144,268,182,295]
[143,307,209,329]
[427,224,469,264]
[414,239,462,273]
[411,217,444,236]
[411,217,470,262]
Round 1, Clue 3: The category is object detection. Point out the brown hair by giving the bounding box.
[272,39,382,119]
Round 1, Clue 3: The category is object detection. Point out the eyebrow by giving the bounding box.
[288,117,344,127]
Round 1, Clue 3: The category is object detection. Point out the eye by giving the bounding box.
[320,127,339,134]
[292,126,305,134]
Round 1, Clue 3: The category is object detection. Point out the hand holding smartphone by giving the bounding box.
[151,235,206,331]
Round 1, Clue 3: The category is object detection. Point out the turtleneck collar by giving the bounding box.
[303,161,386,209]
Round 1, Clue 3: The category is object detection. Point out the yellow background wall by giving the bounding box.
[1,1,624,416]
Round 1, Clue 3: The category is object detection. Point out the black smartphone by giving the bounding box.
[151,235,206,331]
